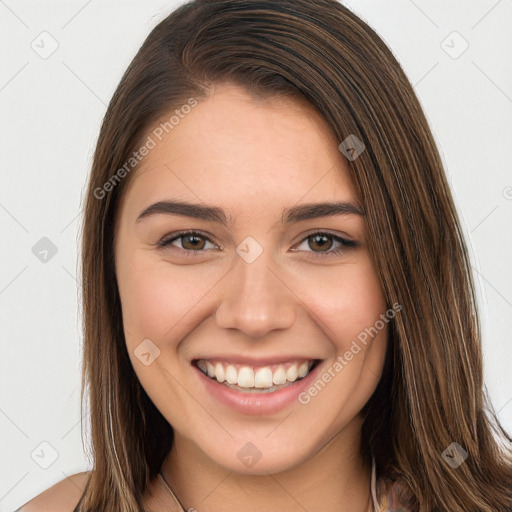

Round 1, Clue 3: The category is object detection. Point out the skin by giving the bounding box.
[114,82,389,512]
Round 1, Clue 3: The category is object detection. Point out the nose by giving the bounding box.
[214,248,297,338]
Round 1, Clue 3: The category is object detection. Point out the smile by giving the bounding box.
[193,359,318,393]
[192,356,325,415]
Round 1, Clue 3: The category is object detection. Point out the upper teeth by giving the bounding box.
[196,360,314,389]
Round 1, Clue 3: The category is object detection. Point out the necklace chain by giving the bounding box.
[158,466,375,512]
[158,472,187,511]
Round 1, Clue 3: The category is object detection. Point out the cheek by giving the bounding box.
[117,245,387,358]
[299,260,387,348]
[116,253,216,347]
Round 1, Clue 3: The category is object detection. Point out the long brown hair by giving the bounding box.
[77,1,512,510]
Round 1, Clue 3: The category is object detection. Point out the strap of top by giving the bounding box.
[370,456,381,511]
[371,460,411,512]
[158,456,408,512]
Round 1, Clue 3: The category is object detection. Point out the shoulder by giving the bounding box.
[16,471,90,512]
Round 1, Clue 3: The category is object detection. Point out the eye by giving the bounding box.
[157,230,358,258]
[292,231,358,258]
[157,231,218,256]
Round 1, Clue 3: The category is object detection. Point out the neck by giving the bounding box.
[161,417,372,512]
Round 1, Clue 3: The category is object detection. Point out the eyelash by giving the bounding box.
[157,230,358,259]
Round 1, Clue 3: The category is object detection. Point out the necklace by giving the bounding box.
[158,458,377,511]
[158,471,188,511]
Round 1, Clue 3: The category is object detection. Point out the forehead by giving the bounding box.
[120,83,360,219]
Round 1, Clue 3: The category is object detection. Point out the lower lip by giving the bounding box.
[193,361,323,415]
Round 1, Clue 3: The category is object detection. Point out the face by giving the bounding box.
[114,83,389,475]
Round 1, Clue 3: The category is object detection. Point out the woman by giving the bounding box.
[19,0,512,511]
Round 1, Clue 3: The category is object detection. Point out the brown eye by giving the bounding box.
[181,234,207,250]
[293,231,358,258]
[307,233,334,252]
[158,231,218,254]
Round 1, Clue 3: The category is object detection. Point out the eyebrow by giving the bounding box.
[136,200,365,225]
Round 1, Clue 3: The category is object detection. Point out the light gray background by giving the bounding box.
[1,0,511,510]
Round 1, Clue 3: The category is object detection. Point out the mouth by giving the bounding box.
[192,358,321,393]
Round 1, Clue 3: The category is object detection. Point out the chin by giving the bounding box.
[199,435,319,476]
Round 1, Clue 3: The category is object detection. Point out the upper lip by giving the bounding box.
[191,355,321,366]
